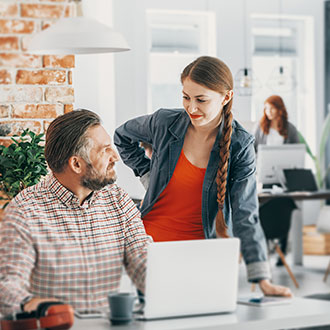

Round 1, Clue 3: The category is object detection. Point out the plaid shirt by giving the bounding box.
[0,174,151,315]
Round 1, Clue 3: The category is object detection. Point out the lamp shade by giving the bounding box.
[266,65,296,93]
[27,17,130,54]
[234,68,261,96]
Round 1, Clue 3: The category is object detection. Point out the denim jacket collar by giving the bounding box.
[168,110,190,140]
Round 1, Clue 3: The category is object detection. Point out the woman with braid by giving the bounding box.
[114,56,291,297]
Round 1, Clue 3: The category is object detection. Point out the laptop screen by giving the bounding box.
[283,169,318,192]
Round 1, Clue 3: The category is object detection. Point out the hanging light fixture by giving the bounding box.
[267,65,296,93]
[266,0,296,92]
[234,0,260,96]
[27,0,130,54]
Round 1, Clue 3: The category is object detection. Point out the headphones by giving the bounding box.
[0,302,74,330]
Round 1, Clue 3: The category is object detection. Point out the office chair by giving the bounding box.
[259,197,299,289]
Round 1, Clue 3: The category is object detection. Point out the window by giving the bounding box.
[251,14,316,160]
[146,9,216,113]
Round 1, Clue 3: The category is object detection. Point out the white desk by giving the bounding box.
[72,298,330,330]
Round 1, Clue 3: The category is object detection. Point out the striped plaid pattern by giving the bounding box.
[0,174,151,315]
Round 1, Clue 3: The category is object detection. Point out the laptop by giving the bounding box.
[283,169,318,192]
[138,238,240,320]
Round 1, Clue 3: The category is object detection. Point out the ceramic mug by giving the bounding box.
[108,292,142,325]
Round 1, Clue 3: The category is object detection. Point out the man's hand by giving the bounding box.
[259,279,293,297]
[23,297,59,312]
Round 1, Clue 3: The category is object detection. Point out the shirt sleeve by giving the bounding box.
[114,114,156,177]
[116,189,152,292]
[229,140,271,282]
[0,202,36,315]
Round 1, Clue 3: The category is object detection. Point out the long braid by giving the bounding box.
[215,101,233,237]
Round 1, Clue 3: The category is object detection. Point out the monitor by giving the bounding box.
[256,144,306,185]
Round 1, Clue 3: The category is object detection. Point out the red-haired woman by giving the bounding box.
[254,95,299,152]
[254,95,299,265]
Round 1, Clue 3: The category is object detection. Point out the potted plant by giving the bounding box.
[298,111,330,189]
[0,129,48,216]
[298,112,330,235]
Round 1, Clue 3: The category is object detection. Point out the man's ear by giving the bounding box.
[68,156,84,174]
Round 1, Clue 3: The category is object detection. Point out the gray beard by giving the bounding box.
[81,164,116,191]
[81,176,116,191]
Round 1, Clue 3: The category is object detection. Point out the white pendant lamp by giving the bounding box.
[266,0,296,92]
[27,3,130,54]
[266,65,296,93]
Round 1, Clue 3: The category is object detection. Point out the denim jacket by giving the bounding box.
[114,108,271,281]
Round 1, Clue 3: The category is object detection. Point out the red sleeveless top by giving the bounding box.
[143,151,206,241]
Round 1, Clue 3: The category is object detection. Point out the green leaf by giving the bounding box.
[0,129,47,199]
[318,112,330,163]
[298,131,316,161]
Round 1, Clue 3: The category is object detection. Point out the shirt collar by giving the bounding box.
[46,173,100,209]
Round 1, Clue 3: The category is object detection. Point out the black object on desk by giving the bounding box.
[283,169,318,192]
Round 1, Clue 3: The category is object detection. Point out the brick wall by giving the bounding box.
[0,0,76,147]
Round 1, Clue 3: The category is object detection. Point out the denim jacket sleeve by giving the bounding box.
[229,136,271,281]
[114,114,155,177]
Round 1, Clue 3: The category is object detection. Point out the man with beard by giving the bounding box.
[0,109,152,316]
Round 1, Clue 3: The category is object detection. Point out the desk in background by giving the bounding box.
[72,298,330,330]
[258,190,330,265]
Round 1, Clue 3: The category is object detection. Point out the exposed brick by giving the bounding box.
[0,19,34,34]
[0,36,19,51]
[43,120,52,132]
[45,87,74,104]
[0,105,10,118]
[0,120,42,136]
[0,86,43,102]
[0,121,11,135]
[12,104,36,118]
[0,3,18,17]
[64,104,73,113]
[68,71,72,85]
[21,4,64,19]
[0,53,42,68]
[20,35,32,52]
[43,55,74,68]
[41,20,54,30]
[0,69,11,84]
[0,138,12,147]
[16,70,66,85]
[64,3,75,17]
[37,103,63,117]
[12,103,63,118]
